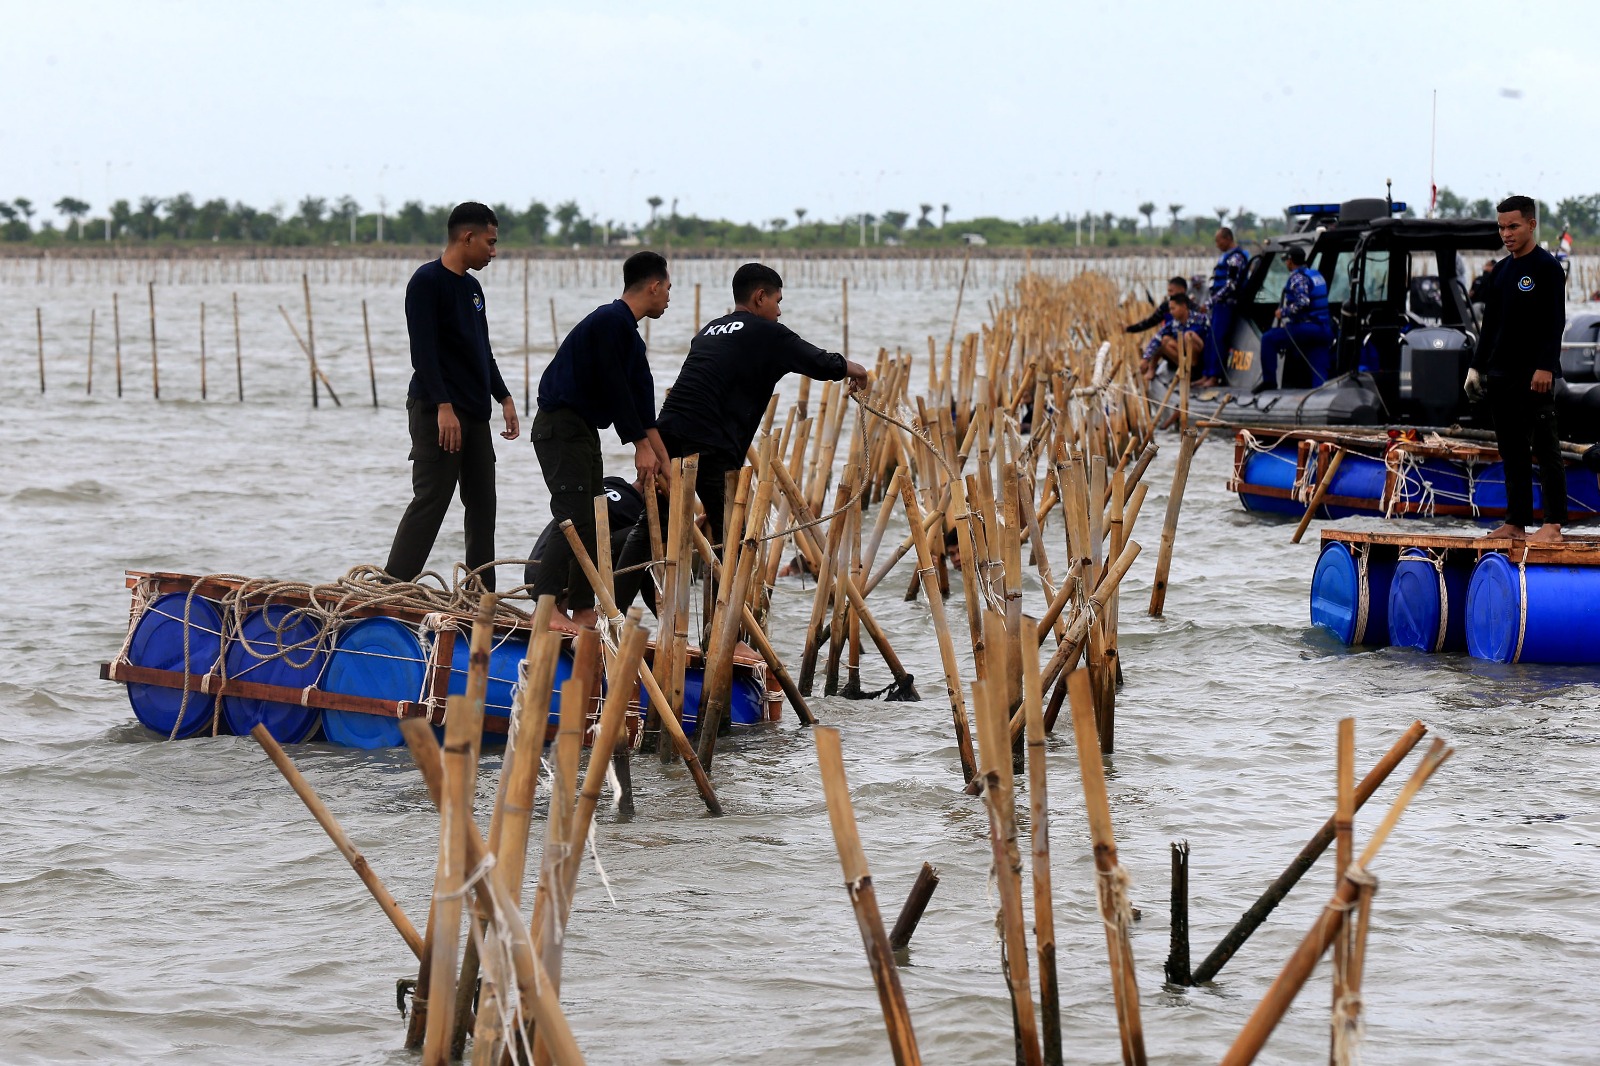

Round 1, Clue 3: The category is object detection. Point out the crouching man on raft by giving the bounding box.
[384,202,518,590]
[612,262,870,613]
[1468,194,1569,545]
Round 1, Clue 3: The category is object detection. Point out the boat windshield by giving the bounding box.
[1252,254,1292,306]
[1326,250,1391,305]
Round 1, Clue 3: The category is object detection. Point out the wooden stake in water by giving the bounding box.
[548,296,558,351]
[362,299,378,407]
[85,308,96,395]
[35,307,45,393]
[522,259,532,414]
[814,726,923,1066]
[842,275,850,359]
[1148,429,1196,618]
[301,273,320,408]
[148,281,159,400]
[1067,669,1147,1066]
[232,292,243,402]
[1022,617,1063,1066]
[1220,739,1453,1066]
[199,301,208,400]
[113,291,124,398]
[694,282,702,333]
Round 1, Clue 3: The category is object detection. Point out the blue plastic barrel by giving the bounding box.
[126,592,225,739]
[321,617,427,749]
[1386,549,1470,653]
[1309,541,1395,646]
[222,605,327,743]
[638,668,766,735]
[1237,445,1305,515]
[1466,553,1600,663]
[1472,463,1538,518]
[448,633,532,722]
[1390,459,1472,517]
[1564,469,1600,516]
[1319,453,1386,519]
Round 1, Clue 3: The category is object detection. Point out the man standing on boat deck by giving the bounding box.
[530,251,672,632]
[384,202,518,591]
[1467,195,1568,545]
[612,262,870,613]
[1205,228,1250,386]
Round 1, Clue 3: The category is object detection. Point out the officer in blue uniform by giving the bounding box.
[1140,293,1208,382]
[1206,227,1249,385]
[1257,245,1333,390]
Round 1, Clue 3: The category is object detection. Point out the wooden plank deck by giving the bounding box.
[1320,528,1600,567]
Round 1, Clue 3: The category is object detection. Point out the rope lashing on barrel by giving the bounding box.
[1353,544,1372,645]
[1515,547,1531,665]
[1424,548,1452,653]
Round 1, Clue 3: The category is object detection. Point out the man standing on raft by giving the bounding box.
[1468,194,1569,545]
[384,202,518,590]
[530,251,672,632]
[613,262,869,613]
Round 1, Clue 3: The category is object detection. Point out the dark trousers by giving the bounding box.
[613,431,739,615]
[1260,321,1334,388]
[1204,301,1234,379]
[530,407,605,611]
[1488,376,1567,527]
[385,398,498,589]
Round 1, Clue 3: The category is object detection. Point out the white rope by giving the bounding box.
[1353,544,1372,645]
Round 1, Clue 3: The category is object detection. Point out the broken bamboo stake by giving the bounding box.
[814,726,922,1066]
[1147,428,1196,617]
[888,862,941,954]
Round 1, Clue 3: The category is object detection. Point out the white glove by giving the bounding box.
[1464,368,1486,402]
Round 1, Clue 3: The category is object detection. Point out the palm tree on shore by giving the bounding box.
[1138,201,1156,235]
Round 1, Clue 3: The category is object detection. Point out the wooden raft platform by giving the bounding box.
[102,570,780,739]
[1320,529,1600,567]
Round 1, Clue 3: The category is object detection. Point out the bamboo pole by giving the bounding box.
[114,291,123,398]
[398,718,588,1066]
[1147,429,1196,618]
[1331,716,1355,1052]
[814,726,922,1066]
[301,273,320,407]
[363,298,379,407]
[421,693,483,1065]
[278,304,343,406]
[973,665,1044,1066]
[693,282,702,333]
[35,307,45,393]
[548,297,558,351]
[888,862,941,953]
[1291,446,1346,545]
[232,292,243,402]
[249,723,422,958]
[1022,617,1062,1066]
[897,468,976,783]
[523,257,531,414]
[470,630,560,1065]
[556,521,724,815]
[84,307,96,395]
[1190,720,1428,984]
[148,281,159,400]
[1165,841,1191,986]
[199,301,207,399]
[1066,669,1147,1066]
[1219,739,1452,1066]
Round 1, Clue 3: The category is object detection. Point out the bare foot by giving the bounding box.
[547,614,582,635]
[1478,523,1524,541]
[1528,523,1565,545]
[570,607,599,629]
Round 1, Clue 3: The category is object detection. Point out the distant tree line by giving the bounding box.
[2,189,1595,250]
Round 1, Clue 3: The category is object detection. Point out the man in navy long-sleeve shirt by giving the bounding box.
[612,261,868,615]
[1467,194,1569,544]
[530,251,671,629]
[384,202,518,589]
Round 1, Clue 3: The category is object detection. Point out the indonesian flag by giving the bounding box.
[1560,228,1573,254]
[1430,184,1437,215]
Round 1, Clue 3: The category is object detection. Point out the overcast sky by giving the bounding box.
[4,0,1596,227]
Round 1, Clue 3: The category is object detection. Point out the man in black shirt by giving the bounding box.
[613,262,868,613]
[531,251,671,631]
[1466,195,1568,544]
[384,202,518,589]
[1123,276,1188,334]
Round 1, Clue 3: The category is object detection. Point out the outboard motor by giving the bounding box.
[1559,313,1600,442]
[1399,327,1472,425]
